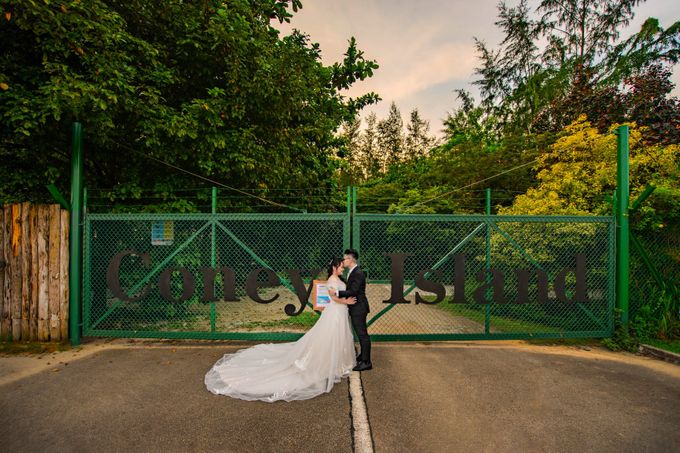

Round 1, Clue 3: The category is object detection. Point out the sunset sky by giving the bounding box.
[278,0,680,136]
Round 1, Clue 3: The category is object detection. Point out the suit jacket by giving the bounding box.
[338,266,370,315]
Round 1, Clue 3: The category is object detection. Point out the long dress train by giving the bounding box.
[204,276,355,402]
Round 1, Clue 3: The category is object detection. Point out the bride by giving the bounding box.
[204,257,357,402]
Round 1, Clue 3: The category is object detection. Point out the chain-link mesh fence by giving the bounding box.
[355,215,615,340]
[83,213,349,340]
[629,222,680,322]
[83,211,615,340]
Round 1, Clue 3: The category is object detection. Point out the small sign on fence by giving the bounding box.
[151,220,173,245]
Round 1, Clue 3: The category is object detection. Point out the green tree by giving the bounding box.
[474,0,546,133]
[442,90,501,147]
[377,102,405,171]
[472,0,680,134]
[404,108,436,161]
[0,0,379,210]
[360,112,382,179]
[338,116,363,184]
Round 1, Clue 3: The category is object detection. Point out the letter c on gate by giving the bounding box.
[106,250,152,302]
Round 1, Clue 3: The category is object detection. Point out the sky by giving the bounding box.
[278,0,680,136]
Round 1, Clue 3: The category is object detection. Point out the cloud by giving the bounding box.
[347,41,478,103]
[277,0,680,134]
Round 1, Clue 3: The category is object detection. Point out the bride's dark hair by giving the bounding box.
[326,257,343,278]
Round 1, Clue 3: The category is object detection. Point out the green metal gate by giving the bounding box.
[356,214,615,340]
[82,212,615,340]
[83,213,349,340]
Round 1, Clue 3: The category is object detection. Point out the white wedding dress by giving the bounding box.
[204,276,356,402]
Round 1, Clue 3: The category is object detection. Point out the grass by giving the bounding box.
[642,338,680,355]
[0,340,71,355]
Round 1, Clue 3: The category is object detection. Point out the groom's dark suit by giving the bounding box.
[339,266,371,363]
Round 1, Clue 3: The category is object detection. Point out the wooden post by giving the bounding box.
[37,205,49,341]
[30,205,39,341]
[0,206,4,339]
[1,205,10,338]
[59,209,70,340]
[11,204,22,340]
[21,202,30,340]
[48,204,61,340]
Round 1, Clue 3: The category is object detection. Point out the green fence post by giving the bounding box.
[69,123,83,346]
[211,187,217,332]
[352,186,357,251]
[485,188,491,335]
[346,186,352,251]
[616,125,630,325]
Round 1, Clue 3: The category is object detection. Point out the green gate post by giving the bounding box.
[352,186,357,251]
[615,125,630,325]
[69,123,84,346]
[485,188,491,334]
[211,187,217,332]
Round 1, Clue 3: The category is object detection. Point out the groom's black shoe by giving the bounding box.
[353,361,372,372]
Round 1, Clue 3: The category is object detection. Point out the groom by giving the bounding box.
[338,249,372,371]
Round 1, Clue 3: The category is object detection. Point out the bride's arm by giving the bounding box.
[328,283,356,305]
[330,294,356,305]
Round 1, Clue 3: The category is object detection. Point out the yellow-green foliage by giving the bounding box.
[500,116,680,221]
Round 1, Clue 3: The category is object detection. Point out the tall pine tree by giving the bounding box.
[377,102,405,171]
[405,108,436,160]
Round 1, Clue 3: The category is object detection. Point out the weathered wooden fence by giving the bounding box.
[1,203,70,341]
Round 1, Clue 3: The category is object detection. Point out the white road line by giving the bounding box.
[349,371,374,453]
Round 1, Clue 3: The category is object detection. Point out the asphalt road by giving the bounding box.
[1,341,679,453]
[0,346,351,453]
[361,343,680,453]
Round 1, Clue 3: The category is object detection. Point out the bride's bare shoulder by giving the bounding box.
[326,275,344,288]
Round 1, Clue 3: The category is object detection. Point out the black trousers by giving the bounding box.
[350,312,371,362]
